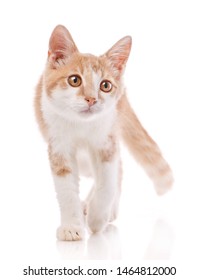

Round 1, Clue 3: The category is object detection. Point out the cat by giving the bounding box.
[34,25,173,241]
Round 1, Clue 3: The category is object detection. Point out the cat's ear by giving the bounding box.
[105,36,132,78]
[48,25,78,67]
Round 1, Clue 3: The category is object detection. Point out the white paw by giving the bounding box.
[56,225,84,241]
[87,209,110,233]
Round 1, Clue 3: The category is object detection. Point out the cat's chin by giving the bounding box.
[79,108,101,118]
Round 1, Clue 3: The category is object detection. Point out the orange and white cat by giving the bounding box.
[34,25,173,241]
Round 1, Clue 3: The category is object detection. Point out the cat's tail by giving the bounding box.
[117,94,173,195]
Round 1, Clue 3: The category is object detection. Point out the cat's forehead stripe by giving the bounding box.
[75,68,101,99]
[92,71,101,94]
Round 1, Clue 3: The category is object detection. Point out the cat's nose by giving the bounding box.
[84,97,97,106]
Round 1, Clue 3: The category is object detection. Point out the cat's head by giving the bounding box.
[43,25,131,121]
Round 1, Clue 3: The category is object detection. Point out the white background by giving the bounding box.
[0,0,198,278]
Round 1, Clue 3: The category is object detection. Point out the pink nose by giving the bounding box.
[84,97,97,106]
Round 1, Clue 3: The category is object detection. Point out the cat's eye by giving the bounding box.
[100,80,112,93]
[68,75,82,87]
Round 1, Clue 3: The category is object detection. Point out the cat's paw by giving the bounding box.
[87,209,110,233]
[56,225,84,241]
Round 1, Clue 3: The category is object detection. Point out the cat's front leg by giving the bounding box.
[48,146,84,241]
[87,136,120,233]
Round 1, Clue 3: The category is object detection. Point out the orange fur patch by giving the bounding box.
[99,135,117,162]
[48,146,71,176]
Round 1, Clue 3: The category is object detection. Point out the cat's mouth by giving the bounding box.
[80,108,94,116]
[80,107,100,116]
[81,108,91,113]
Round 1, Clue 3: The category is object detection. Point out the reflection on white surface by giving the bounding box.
[144,218,174,260]
[87,224,122,260]
[56,224,121,260]
[56,239,86,260]
[56,218,174,260]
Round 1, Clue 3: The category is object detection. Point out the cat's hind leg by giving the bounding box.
[87,136,120,233]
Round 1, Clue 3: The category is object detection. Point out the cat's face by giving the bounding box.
[43,25,131,121]
[44,53,122,120]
